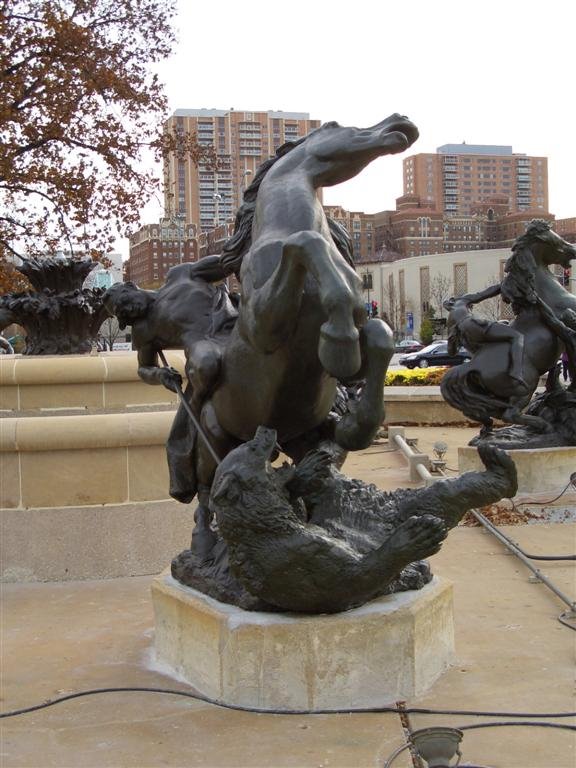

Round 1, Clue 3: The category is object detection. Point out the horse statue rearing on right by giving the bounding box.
[441,220,576,436]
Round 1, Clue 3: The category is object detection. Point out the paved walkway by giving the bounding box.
[1,427,575,767]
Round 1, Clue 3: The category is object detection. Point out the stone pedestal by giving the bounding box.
[152,573,455,712]
[459,445,576,498]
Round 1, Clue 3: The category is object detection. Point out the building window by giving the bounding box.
[453,263,468,296]
[418,217,431,237]
[362,273,373,290]
[420,266,430,313]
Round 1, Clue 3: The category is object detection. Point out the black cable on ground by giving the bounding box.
[1,686,575,720]
[514,480,574,507]
[457,721,575,733]
[493,501,576,561]
[559,610,576,630]
[465,496,576,561]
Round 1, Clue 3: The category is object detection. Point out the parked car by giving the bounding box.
[399,341,471,369]
[394,338,423,354]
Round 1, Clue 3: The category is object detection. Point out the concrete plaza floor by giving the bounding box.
[1,427,575,768]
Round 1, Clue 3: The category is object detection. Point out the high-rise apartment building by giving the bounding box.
[403,144,549,217]
[323,206,375,263]
[163,109,321,232]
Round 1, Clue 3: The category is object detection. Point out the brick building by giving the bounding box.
[163,108,320,232]
[555,217,576,244]
[125,219,198,288]
[323,206,376,263]
[403,144,549,217]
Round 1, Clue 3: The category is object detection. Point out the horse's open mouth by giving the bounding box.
[386,131,410,148]
[387,123,419,146]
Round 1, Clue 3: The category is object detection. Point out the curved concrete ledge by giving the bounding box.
[459,444,576,496]
[0,351,185,411]
[384,388,477,426]
[1,354,476,425]
[0,411,175,509]
[0,410,173,452]
[1,500,192,582]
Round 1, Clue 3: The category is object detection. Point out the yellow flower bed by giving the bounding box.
[385,367,447,386]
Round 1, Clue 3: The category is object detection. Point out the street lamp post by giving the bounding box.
[363,269,371,301]
[172,212,185,264]
[213,193,222,228]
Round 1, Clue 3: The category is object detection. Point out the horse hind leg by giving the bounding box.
[501,394,553,433]
[501,406,553,433]
[335,318,394,450]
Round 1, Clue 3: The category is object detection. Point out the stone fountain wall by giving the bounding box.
[0,351,192,582]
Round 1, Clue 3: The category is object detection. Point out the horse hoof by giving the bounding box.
[318,331,361,379]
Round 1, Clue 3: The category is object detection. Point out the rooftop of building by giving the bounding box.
[437,143,516,155]
[440,144,543,161]
[172,108,313,120]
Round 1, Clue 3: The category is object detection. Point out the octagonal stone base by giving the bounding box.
[152,572,454,711]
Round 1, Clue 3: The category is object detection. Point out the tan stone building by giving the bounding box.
[359,247,575,339]
[163,109,321,232]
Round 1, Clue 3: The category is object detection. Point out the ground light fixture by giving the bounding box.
[410,726,463,766]
[433,441,448,461]
[431,440,449,473]
[383,725,464,767]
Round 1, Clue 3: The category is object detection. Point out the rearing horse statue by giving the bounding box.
[179,114,420,563]
[441,220,576,435]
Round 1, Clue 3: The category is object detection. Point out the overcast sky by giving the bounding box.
[129,0,574,252]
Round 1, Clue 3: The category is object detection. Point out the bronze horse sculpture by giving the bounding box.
[104,115,520,610]
[441,220,576,435]
[176,114,421,562]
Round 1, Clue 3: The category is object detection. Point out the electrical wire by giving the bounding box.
[514,480,574,507]
[1,686,575,720]
[558,611,576,630]
[457,721,575,733]
[465,496,576,561]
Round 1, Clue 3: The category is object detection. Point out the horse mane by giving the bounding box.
[501,219,552,306]
[220,135,355,276]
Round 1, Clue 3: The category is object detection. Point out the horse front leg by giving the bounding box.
[242,231,365,379]
[284,231,365,379]
[335,318,394,450]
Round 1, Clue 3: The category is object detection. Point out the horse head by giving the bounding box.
[303,114,419,187]
[516,220,576,269]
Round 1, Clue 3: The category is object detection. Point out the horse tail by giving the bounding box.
[440,364,510,425]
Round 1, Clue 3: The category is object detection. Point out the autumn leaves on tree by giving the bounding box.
[0,0,216,290]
